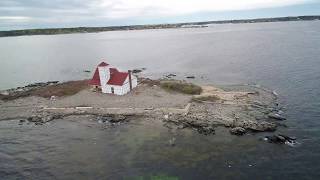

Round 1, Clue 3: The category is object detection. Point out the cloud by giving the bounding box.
[0,0,316,30]
[0,16,31,22]
[93,0,314,18]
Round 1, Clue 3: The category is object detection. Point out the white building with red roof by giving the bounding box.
[89,62,138,95]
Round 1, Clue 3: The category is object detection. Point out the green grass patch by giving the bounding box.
[160,80,202,95]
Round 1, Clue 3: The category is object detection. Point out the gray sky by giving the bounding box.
[0,0,319,30]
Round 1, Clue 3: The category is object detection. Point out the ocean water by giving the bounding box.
[0,21,320,179]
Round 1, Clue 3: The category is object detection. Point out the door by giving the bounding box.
[111,87,114,94]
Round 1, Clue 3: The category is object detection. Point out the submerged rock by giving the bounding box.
[186,76,195,79]
[132,68,146,74]
[230,127,246,136]
[169,137,176,146]
[197,126,215,135]
[268,113,286,121]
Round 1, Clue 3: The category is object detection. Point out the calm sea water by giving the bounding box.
[1,21,320,179]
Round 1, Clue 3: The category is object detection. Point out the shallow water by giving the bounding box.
[1,21,320,179]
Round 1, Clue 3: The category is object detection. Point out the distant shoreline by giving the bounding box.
[0,15,319,37]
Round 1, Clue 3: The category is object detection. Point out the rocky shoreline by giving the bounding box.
[0,78,293,145]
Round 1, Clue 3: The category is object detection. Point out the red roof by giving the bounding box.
[89,63,129,86]
[89,68,101,86]
[107,68,129,86]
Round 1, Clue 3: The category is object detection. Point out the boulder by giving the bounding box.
[264,134,297,144]
[230,127,246,136]
[268,113,286,121]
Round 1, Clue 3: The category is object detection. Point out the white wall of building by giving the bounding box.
[103,75,138,95]
[98,66,110,93]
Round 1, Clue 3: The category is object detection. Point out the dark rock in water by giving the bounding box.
[265,135,285,143]
[264,134,297,144]
[110,115,126,123]
[186,76,195,79]
[47,81,59,84]
[98,114,127,123]
[278,134,297,141]
[197,126,215,135]
[169,137,176,146]
[268,113,286,121]
[132,69,143,73]
[27,115,42,122]
[230,127,246,136]
[27,114,62,123]
[26,82,47,88]
[166,74,177,78]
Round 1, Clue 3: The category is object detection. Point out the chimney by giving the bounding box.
[128,70,133,91]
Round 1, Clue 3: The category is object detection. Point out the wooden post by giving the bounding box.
[128,70,132,91]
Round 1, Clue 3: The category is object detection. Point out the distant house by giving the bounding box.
[89,62,138,95]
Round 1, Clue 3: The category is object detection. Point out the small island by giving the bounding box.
[0,72,292,144]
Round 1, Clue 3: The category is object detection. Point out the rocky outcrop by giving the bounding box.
[230,127,246,135]
[97,114,128,124]
[27,114,62,125]
[263,134,297,145]
[239,121,277,132]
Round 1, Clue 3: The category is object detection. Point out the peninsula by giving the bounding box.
[0,15,319,37]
